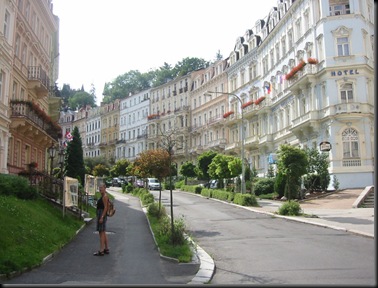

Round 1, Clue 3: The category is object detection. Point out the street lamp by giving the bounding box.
[204,91,246,194]
[58,148,65,179]
[48,143,57,176]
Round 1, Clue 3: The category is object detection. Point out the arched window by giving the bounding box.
[342,128,359,158]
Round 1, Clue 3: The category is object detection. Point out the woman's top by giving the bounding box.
[97,196,105,210]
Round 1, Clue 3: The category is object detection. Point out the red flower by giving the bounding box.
[307,57,318,64]
[223,111,234,118]
[254,96,266,105]
[242,101,254,109]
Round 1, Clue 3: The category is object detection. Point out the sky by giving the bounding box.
[52,0,278,104]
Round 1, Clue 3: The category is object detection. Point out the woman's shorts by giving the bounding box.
[96,209,107,232]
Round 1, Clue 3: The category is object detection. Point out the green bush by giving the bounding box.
[201,189,212,198]
[163,181,175,190]
[181,185,196,193]
[194,186,202,194]
[227,192,235,202]
[157,216,187,245]
[274,172,286,199]
[147,201,167,219]
[303,173,322,192]
[277,200,302,216]
[174,180,184,189]
[253,178,275,196]
[233,193,258,206]
[141,192,155,206]
[211,190,231,201]
[0,174,38,200]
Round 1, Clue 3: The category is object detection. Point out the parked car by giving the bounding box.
[209,179,218,189]
[112,177,128,187]
[147,178,161,190]
[134,179,144,188]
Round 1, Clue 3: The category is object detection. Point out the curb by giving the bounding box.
[141,203,215,284]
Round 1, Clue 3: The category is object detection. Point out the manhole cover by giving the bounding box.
[93,231,115,234]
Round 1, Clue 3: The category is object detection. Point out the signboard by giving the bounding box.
[64,176,79,207]
[319,141,332,152]
[85,174,96,195]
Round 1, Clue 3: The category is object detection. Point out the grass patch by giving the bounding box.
[147,213,193,263]
[0,195,84,276]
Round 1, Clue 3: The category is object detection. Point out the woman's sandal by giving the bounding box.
[93,250,104,256]
[104,249,110,254]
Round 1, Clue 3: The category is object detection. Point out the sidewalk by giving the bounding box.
[249,189,375,238]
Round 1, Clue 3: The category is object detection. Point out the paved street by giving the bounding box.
[2,187,375,285]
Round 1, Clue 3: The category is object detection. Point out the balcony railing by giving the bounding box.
[10,100,61,140]
[28,66,50,96]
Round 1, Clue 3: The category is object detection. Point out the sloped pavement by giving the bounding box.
[250,188,374,238]
[2,187,373,285]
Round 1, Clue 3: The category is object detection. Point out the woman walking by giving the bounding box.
[94,183,110,256]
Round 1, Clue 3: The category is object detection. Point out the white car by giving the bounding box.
[147,178,161,190]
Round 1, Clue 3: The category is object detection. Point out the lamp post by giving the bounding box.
[205,91,246,194]
[58,148,65,179]
[48,143,57,176]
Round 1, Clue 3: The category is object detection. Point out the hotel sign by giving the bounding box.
[319,141,332,152]
[331,69,359,76]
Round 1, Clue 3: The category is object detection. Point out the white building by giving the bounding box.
[117,89,150,161]
[223,0,374,189]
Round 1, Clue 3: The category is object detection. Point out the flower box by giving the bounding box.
[254,96,266,105]
[241,101,254,109]
[223,111,234,118]
[307,57,318,64]
[285,60,307,80]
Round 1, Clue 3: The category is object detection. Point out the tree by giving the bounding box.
[208,154,240,188]
[196,150,217,181]
[92,164,109,177]
[277,144,308,200]
[305,147,330,191]
[109,159,131,177]
[65,126,86,186]
[173,57,209,77]
[133,149,170,209]
[180,162,197,185]
[68,91,96,110]
[84,156,109,175]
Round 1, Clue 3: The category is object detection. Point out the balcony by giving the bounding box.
[206,139,226,151]
[290,111,320,138]
[334,102,372,115]
[137,133,148,139]
[207,115,224,127]
[287,65,317,91]
[244,135,259,149]
[10,100,61,142]
[28,66,50,98]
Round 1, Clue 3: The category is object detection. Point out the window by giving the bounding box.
[275,44,280,63]
[340,83,353,103]
[329,2,350,16]
[270,49,274,69]
[281,37,286,55]
[342,128,359,158]
[0,70,4,102]
[288,30,293,49]
[337,37,350,56]
[3,10,10,40]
